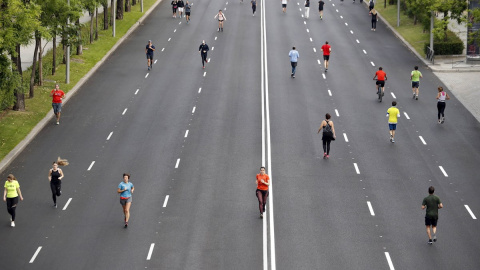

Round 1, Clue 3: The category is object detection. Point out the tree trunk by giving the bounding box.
[38,38,43,86]
[95,7,99,40]
[62,27,66,64]
[90,13,94,44]
[30,32,40,98]
[52,35,57,75]
[12,44,25,111]
[125,0,131,12]
[132,0,136,5]
[413,14,417,25]
[117,0,124,19]
[103,3,109,30]
[77,19,83,55]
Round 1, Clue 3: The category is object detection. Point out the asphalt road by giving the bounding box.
[1,0,480,269]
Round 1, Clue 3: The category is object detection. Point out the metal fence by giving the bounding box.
[426,46,435,64]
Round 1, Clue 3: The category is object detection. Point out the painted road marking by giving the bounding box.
[192,106,196,114]
[336,9,339,12]
[439,166,448,177]
[29,247,42,263]
[146,243,155,260]
[198,87,202,93]
[350,30,354,34]
[345,22,348,26]
[215,36,217,40]
[335,109,339,117]
[307,28,310,33]
[340,15,343,18]
[87,161,95,171]
[62,198,72,210]
[363,49,367,54]
[343,133,348,142]
[163,195,169,208]
[356,39,360,43]
[208,58,211,63]
[465,205,477,219]
[313,48,316,52]
[304,21,307,25]
[212,46,214,50]
[419,136,426,145]
[174,29,177,32]
[107,132,113,140]
[371,61,375,66]
[154,59,157,64]
[168,38,171,41]
[310,37,313,42]
[367,201,375,216]
[391,92,396,99]
[403,112,410,119]
[322,73,326,79]
[317,59,321,65]
[145,73,149,78]
[203,72,206,77]
[135,89,139,95]
[161,48,165,52]
[385,252,395,270]
[354,163,360,174]
[328,89,332,96]
[175,159,180,168]
[122,108,127,115]
[185,130,189,138]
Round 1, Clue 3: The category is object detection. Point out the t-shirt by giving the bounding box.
[252,0,257,5]
[256,174,270,191]
[51,89,65,103]
[411,70,422,82]
[4,180,20,198]
[118,182,134,198]
[422,194,442,219]
[387,106,400,124]
[146,44,155,55]
[305,0,310,7]
[376,70,386,81]
[289,50,299,62]
[321,44,331,56]
[282,0,288,4]
[318,0,325,8]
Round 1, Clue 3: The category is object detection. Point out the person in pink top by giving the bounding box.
[50,84,65,125]
[321,41,331,72]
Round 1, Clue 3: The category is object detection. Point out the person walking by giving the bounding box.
[422,186,443,245]
[370,8,377,31]
[50,84,65,125]
[185,1,191,23]
[177,0,185,18]
[386,101,400,143]
[289,46,299,78]
[3,174,23,227]
[411,66,423,100]
[171,0,178,18]
[304,0,310,18]
[282,0,288,13]
[321,41,331,71]
[48,158,68,208]
[436,86,450,124]
[251,0,257,16]
[145,40,155,71]
[369,0,374,12]
[318,0,325,19]
[199,40,209,68]
[214,10,226,32]
[256,167,270,218]
[118,173,134,228]
[317,113,336,159]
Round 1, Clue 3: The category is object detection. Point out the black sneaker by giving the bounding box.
[433,236,437,242]
[413,93,416,99]
[428,239,433,245]
[54,204,57,208]
[124,222,128,228]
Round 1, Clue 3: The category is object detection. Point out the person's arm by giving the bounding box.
[410,71,413,80]
[317,120,325,133]
[385,73,387,80]
[151,46,155,52]
[421,205,426,210]
[130,184,134,194]
[214,13,218,19]
[17,187,23,201]
[145,47,148,54]
[48,169,52,181]
[329,47,331,53]
[3,188,6,202]
[438,202,443,209]
[59,169,64,180]
[331,122,336,138]
[446,93,450,100]
[117,187,125,193]
[373,73,377,80]
[61,92,65,99]
[436,92,440,99]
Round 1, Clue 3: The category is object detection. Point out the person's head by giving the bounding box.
[392,101,397,106]
[260,166,266,175]
[379,67,383,71]
[219,10,222,13]
[325,41,329,44]
[292,46,296,50]
[414,66,418,70]
[438,86,443,92]
[371,9,376,14]
[186,1,188,3]
[325,113,331,120]
[202,40,205,44]
[55,84,59,89]
[6,174,16,181]
[52,161,58,169]
[148,40,152,45]
[428,186,435,194]
[123,173,130,182]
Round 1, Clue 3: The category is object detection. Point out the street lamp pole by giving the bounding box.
[66,0,70,84]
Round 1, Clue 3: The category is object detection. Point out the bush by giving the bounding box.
[424,37,464,55]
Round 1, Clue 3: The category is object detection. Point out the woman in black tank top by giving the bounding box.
[48,160,66,208]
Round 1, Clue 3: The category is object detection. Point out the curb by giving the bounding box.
[0,0,163,174]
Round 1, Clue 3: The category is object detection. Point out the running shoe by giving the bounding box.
[54,204,57,208]
[293,75,295,78]
[433,235,437,242]
[11,221,15,227]
[428,239,433,245]
[390,135,393,142]
[441,117,445,124]
[56,121,59,125]
[413,93,416,99]
[392,139,395,143]
[260,213,263,219]
[438,119,441,124]
[124,222,128,228]
[416,96,418,100]
[323,152,327,159]
[326,155,329,159]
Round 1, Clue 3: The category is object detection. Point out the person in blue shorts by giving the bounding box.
[386,101,400,143]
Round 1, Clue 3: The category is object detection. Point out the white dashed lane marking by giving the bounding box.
[192,106,196,114]
[185,130,189,138]
[335,109,339,117]
[146,243,155,260]
[363,50,367,54]
[328,89,332,96]
[310,38,313,42]
[215,36,217,40]
[356,39,360,43]
[87,161,95,171]
[62,198,72,210]
[354,163,360,174]
[307,28,310,33]
[107,132,113,141]
[198,87,202,93]
[168,38,171,41]
[175,159,180,168]
[343,133,348,142]
[29,247,42,263]
[313,48,316,52]
[318,60,321,65]
[391,92,396,99]
[163,195,170,208]
[419,136,426,145]
[350,30,354,34]
[145,73,149,78]
[322,73,326,79]
[203,72,206,77]
[135,89,139,95]
[367,201,375,216]
[161,48,165,52]
[336,9,339,12]
[340,15,343,18]
[465,205,477,219]
[439,166,448,177]
[174,29,177,32]
[212,46,214,50]
[345,22,348,26]
[403,112,410,119]
[122,108,127,115]
[385,252,395,270]
[154,59,157,64]
[370,61,375,66]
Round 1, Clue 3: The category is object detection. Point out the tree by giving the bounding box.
[101,0,109,30]
[467,6,480,49]
[125,0,131,12]
[435,0,468,41]
[117,0,124,19]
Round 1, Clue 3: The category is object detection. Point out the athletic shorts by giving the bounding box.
[425,217,438,226]
[178,7,184,12]
[319,7,324,11]
[120,197,132,205]
[52,103,62,114]
[186,12,191,16]
[412,81,420,88]
[282,4,287,8]
[146,53,154,60]
[291,61,297,67]
[323,55,330,61]
[388,123,397,130]
[376,80,385,87]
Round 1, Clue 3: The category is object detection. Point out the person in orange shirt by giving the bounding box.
[373,67,387,96]
[256,167,270,218]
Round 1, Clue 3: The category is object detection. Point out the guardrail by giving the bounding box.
[426,46,435,64]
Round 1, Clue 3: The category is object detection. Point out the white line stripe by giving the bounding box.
[340,15,343,18]
[208,58,211,63]
[29,247,42,263]
[146,243,155,260]
[161,48,165,52]
[203,72,206,77]
[345,22,348,26]
[261,2,268,268]
[198,87,202,93]
[336,9,339,12]
[215,36,217,40]
[212,46,214,50]
[145,73,149,78]
[371,61,375,66]
[179,21,181,24]
[356,39,360,43]
[135,89,139,95]
[465,205,477,219]
[168,38,171,41]
[322,73,326,79]
[87,161,95,171]
[332,3,335,6]
[354,163,360,174]
[391,92,396,99]
[328,89,332,96]
[419,136,426,145]
[367,201,375,216]
[313,47,316,52]
[192,106,196,114]
[175,159,180,168]
[385,252,395,270]
[310,37,313,42]
[343,133,348,142]
[122,108,127,115]
[317,59,321,65]
[107,132,113,140]
[174,29,177,32]
[350,30,353,34]
[335,109,339,117]
[403,112,410,119]
[62,198,72,210]
[439,166,448,177]
[163,195,169,208]
[304,21,306,25]
[154,59,157,64]
[363,49,367,54]
[306,28,310,33]
[185,130,189,137]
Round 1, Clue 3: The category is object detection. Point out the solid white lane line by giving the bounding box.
[107,132,113,140]
[122,108,127,115]
[465,205,477,219]
[356,39,359,43]
[154,59,157,64]
[313,47,316,52]
[192,106,196,114]
[135,89,139,95]
[367,201,375,216]
[385,252,395,270]
[175,159,180,168]
[198,87,202,93]
[403,112,410,119]
[350,30,353,34]
[322,73,326,79]
[203,72,206,77]
[145,73,149,78]
[62,198,72,210]
[370,61,375,66]
[168,38,171,41]
[87,161,95,171]
[354,163,360,174]
[174,29,177,32]
[439,166,448,177]
[335,109,339,117]
[363,49,367,54]
[328,89,332,96]
[163,195,169,208]
[29,247,42,263]
[317,59,321,65]
[161,48,165,52]
[261,3,267,268]
[391,92,396,99]
[419,136,426,145]
[146,243,155,260]
[343,133,348,142]
[185,130,189,138]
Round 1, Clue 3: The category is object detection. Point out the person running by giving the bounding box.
[304,0,310,18]
[214,10,226,32]
[289,46,299,78]
[171,0,178,18]
[199,40,209,68]
[282,0,288,13]
[177,0,185,18]
[145,40,155,71]
[321,41,331,71]
[373,67,387,96]
[251,0,257,16]
[422,186,443,245]
[318,0,325,19]
[386,101,400,143]
[317,113,336,159]
[411,66,423,100]
[50,84,65,125]
[3,174,23,227]
[256,167,270,218]
[185,1,191,23]
[370,8,377,31]
[118,173,134,228]
[436,86,450,124]
[48,158,68,208]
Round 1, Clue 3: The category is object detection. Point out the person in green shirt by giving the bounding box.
[3,174,24,227]
[422,186,443,245]
[411,66,423,100]
[386,101,400,143]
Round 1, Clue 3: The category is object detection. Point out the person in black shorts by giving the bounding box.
[251,0,257,16]
[318,0,325,19]
[48,158,68,208]
[185,1,191,23]
[177,0,185,18]
[422,186,443,245]
[171,0,178,18]
[145,40,155,71]
[199,40,209,68]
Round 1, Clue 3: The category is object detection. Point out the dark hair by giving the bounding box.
[325,113,331,119]
[123,173,130,179]
[260,166,265,170]
[7,174,16,180]
[438,86,443,92]
[292,46,296,50]
[325,41,329,44]
[392,101,397,106]
[414,66,418,70]
[379,67,383,70]
[428,186,435,194]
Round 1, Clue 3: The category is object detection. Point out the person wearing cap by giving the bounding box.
[145,40,155,70]
[198,40,209,68]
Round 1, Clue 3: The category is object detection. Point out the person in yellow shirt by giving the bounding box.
[386,101,400,143]
[3,174,24,227]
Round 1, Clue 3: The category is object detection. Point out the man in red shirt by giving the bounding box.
[256,166,270,218]
[50,84,65,125]
[373,67,387,96]
[321,41,331,71]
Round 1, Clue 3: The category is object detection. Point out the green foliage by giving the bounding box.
[0,55,21,110]
[467,7,480,45]
[424,38,464,55]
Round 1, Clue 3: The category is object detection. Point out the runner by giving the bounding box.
[177,0,185,18]
[370,8,377,31]
[289,46,299,78]
[3,174,23,227]
[373,67,387,95]
[282,0,288,13]
[304,0,310,19]
[50,84,65,125]
[436,86,450,124]
[251,0,257,16]
[411,65,423,100]
[256,167,270,218]
[317,113,336,159]
[48,158,68,208]
[117,173,134,228]
[422,186,443,245]
[171,0,178,18]
[321,41,331,71]
[386,101,400,143]
[185,1,191,23]
[198,40,209,68]
[214,10,226,32]
[145,40,155,71]
[318,0,325,19]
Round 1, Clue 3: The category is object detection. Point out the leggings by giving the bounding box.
[50,181,62,204]
[252,5,256,14]
[201,52,208,66]
[256,189,269,214]
[372,20,376,29]
[437,102,446,119]
[6,197,18,221]
[323,139,331,154]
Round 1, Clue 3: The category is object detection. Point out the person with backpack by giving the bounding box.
[369,0,374,12]
[317,113,336,159]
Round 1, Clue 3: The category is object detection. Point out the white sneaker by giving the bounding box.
[11,221,15,227]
